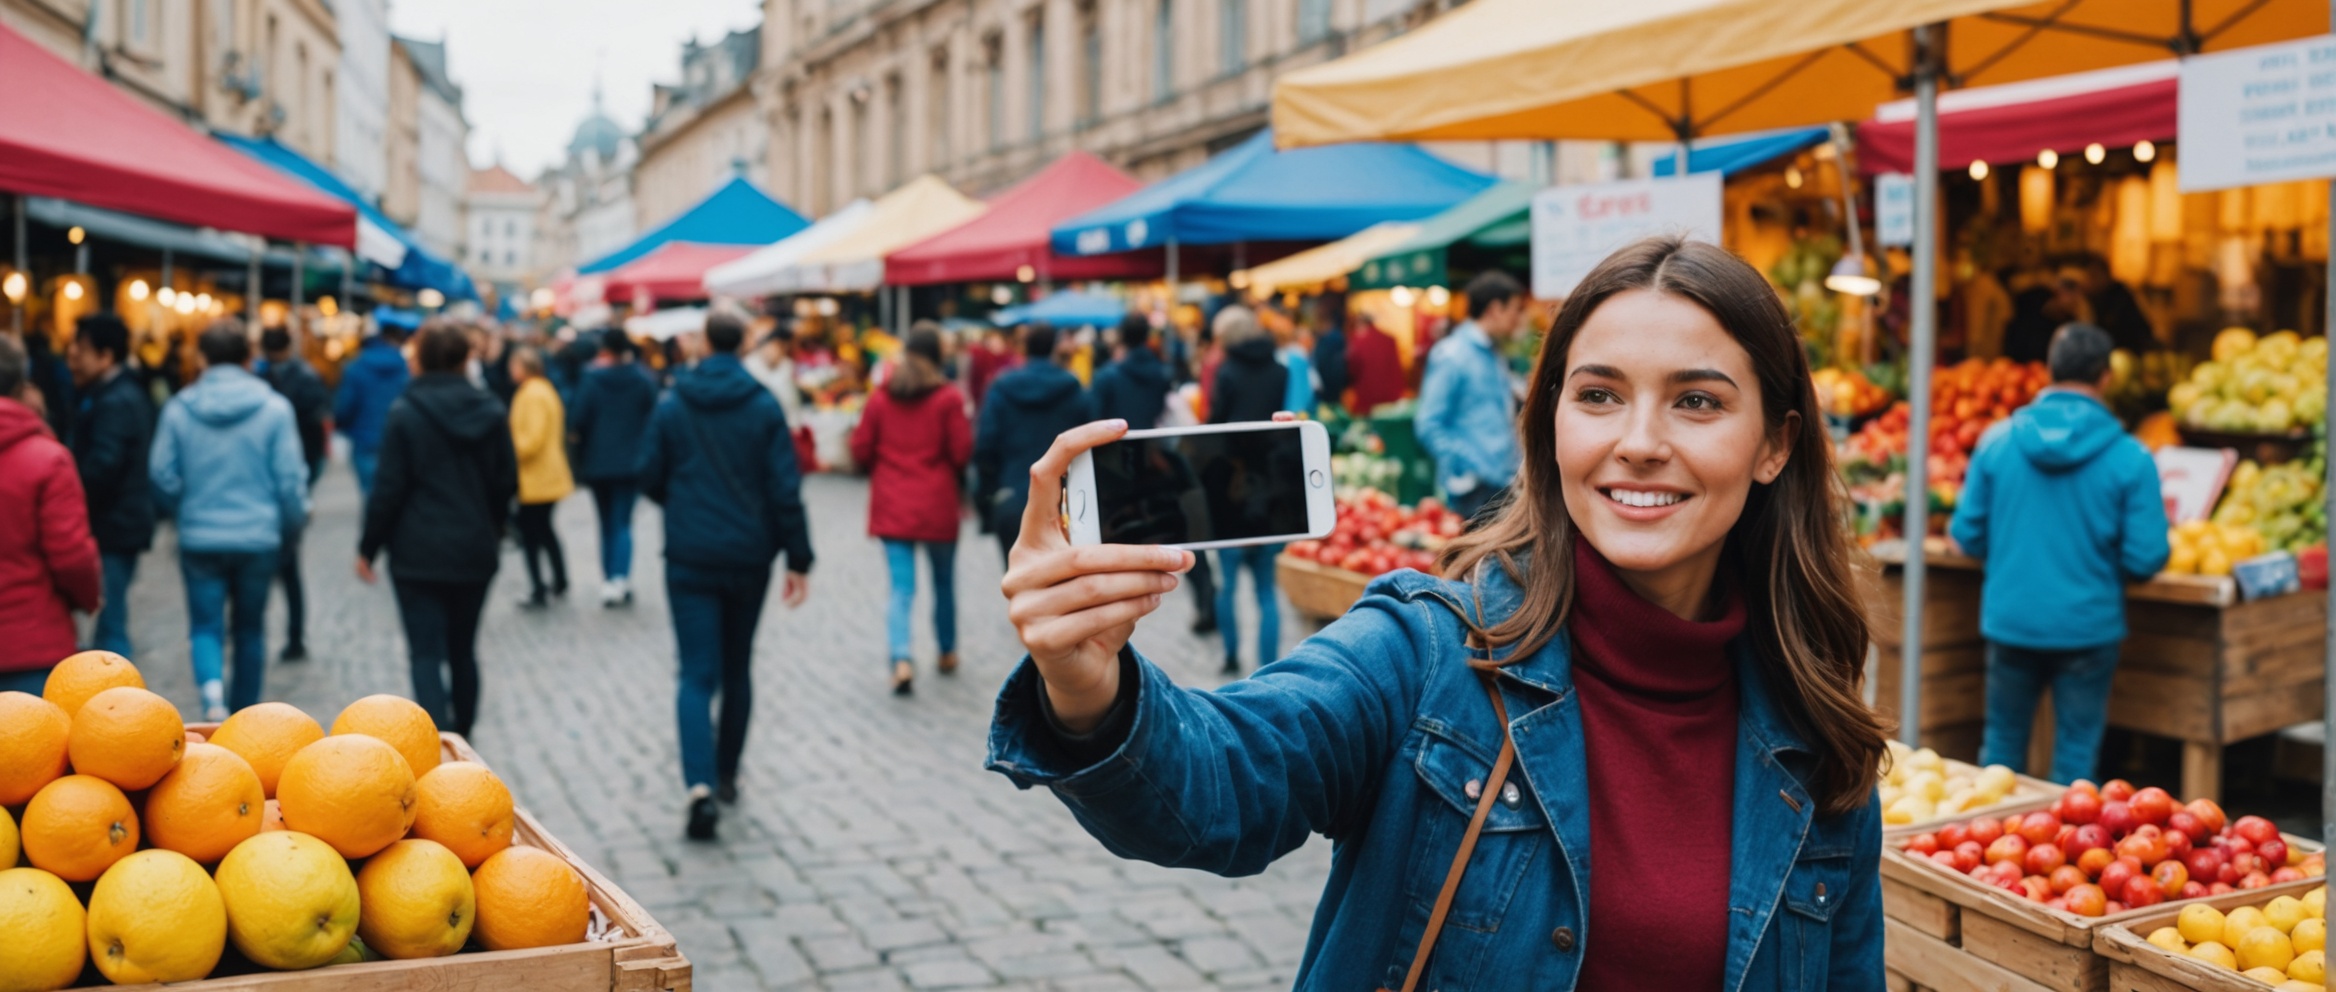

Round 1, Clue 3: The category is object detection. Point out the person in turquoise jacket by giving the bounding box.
[1950,322,2171,784]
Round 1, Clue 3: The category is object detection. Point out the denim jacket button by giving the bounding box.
[1500,782,1522,808]
[1550,927,1576,952]
[1464,779,1483,801]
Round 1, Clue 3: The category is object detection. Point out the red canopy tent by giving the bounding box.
[0,21,355,247]
[886,151,1160,285]
[607,242,756,308]
[1856,61,2177,176]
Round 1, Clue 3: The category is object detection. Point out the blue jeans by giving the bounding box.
[1216,543,1284,665]
[668,562,772,790]
[91,551,139,656]
[180,549,277,711]
[592,483,638,582]
[1982,641,2122,784]
[881,539,957,662]
[0,667,51,695]
[351,446,380,496]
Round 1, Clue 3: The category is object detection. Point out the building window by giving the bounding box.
[1220,0,1245,75]
[127,0,152,47]
[1027,16,1045,143]
[1298,0,1331,43]
[852,97,871,198]
[986,35,1004,151]
[506,250,516,266]
[1154,0,1173,102]
[1079,5,1100,126]
[887,75,906,187]
[928,48,952,169]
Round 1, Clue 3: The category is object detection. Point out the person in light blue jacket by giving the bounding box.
[151,321,310,719]
[1414,270,1526,520]
[1950,322,2171,784]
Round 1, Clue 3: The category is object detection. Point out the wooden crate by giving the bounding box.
[1881,758,2061,840]
[159,727,692,992]
[2092,882,2331,992]
[2108,585,2327,802]
[1277,553,1372,622]
[1864,555,1990,763]
[1881,836,2323,992]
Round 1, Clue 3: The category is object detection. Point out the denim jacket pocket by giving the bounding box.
[1404,721,1549,936]
[1780,846,1852,988]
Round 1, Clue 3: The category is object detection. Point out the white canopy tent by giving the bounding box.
[701,199,876,299]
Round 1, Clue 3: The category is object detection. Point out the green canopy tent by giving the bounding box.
[1349,180,1536,291]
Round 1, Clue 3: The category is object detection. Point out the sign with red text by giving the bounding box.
[1530,173,1723,298]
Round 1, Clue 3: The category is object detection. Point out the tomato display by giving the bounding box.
[1842,358,2049,538]
[1286,489,1461,578]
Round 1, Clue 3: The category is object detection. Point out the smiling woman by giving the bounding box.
[987,236,1889,992]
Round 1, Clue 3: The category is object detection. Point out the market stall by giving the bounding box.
[790,175,984,296]
[885,151,1157,286]
[701,198,875,299]
[217,133,472,301]
[577,175,807,275]
[603,241,755,309]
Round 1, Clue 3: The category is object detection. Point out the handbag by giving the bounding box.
[1380,670,1517,992]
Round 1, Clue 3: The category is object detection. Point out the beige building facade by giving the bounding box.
[634,27,768,231]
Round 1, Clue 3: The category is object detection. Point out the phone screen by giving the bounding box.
[1090,428,1310,545]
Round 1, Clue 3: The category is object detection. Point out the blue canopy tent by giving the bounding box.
[1651,126,1833,177]
[991,289,1127,329]
[215,133,476,301]
[1050,129,1496,258]
[578,176,810,274]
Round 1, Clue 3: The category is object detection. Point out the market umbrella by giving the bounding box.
[217,133,474,300]
[702,199,876,299]
[886,151,1157,286]
[605,242,757,308]
[785,176,985,294]
[579,175,809,274]
[1273,0,2335,809]
[1238,222,1422,295]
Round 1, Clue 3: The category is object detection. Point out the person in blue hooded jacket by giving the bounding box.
[973,323,1093,562]
[151,321,310,719]
[335,322,412,495]
[1950,322,2170,784]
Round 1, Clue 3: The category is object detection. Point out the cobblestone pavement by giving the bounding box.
[117,461,1331,991]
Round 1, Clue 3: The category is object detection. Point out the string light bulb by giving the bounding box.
[1785,166,1804,189]
[1969,160,1990,181]
[1015,265,1036,283]
[128,279,150,301]
[2085,143,2106,165]
[67,226,85,245]
[2,272,24,303]
[2038,148,2060,169]
[2135,140,2157,163]
[63,281,84,301]
[158,286,176,306]
[1389,286,1416,307]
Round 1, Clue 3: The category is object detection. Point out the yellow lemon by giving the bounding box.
[0,867,84,992]
[2180,904,2229,946]
[2191,940,2240,970]
[214,831,359,970]
[2147,927,2189,952]
[2290,949,2326,984]
[355,839,475,959]
[85,849,225,984]
[0,806,16,869]
[2306,886,2328,920]
[2228,907,2273,948]
[2266,896,2309,934]
[2240,926,2298,973]
[2246,966,2292,984]
[2295,917,2327,954]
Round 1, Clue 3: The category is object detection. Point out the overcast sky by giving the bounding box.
[387,0,764,178]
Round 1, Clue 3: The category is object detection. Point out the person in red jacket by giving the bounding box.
[0,333,103,694]
[1344,314,1408,415]
[849,323,972,696]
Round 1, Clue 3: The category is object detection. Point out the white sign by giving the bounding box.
[1875,173,1916,247]
[2179,33,2336,192]
[2155,445,2238,524]
[1530,173,1723,298]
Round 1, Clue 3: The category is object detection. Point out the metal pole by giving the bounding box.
[161,248,172,298]
[2322,0,2336,854]
[11,194,24,335]
[1166,234,1179,295]
[1899,23,1943,748]
[290,242,305,341]
[247,247,261,330]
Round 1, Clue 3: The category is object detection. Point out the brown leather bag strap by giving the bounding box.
[1383,671,1516,992]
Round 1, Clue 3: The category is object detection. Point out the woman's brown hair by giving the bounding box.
[1437,236,1889,817]
[887,321,948,400]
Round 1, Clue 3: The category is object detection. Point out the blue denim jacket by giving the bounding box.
[1413,322,1521,496]
[988,565,1883,991]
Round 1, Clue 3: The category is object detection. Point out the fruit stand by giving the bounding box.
[2093,885,2330,991]
[1865,545,2326,804]
[1279,489,1462,624]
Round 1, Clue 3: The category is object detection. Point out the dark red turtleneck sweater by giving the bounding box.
[1568,540,1745,992]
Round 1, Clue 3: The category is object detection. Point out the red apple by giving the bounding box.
[1968,817,2004,845]
[1993,861,2024,886]
[2234,816,2280,846]
[2180,881,2209,900]
[1938,823,1970,849]
[2018,812,2063,846]
[2209,882,2235,896]
[2047,896,2069,912]
[2258,837,2289,868]
[1930,850,1960,870]
[2185,798,2227,834]
[2102,779,2137,803]
[2069,779,2102,798]
[2130,787,2175,826]
[2067,825,2113,860]
[2026,843,2069,877]
[1906,834,1941,857]
[2106,900,2129,915]
[2061,790,2102,826]
[2273,866,2308,883]
[2239,870,2273,890]
[2056,824,2077,848]
[2166,829,2193,859]
[2099,858,2142,898]
[1954,841,1985,873]
[2077,847,2116,878]
[2048,864,2089,894]
[2217,860,2243,885]
[2064,883,2107,917]
[1987,834,2030,866]
[2152,860,2189,899]
[2116,828,2169,867]
[2098,801,2138,837]
[2167,811,2209,845]
[2121,874,2165,908]
[2003,814,2026,837]
[2182,847,2224,883]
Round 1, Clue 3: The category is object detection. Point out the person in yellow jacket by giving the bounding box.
[509,345,573,608]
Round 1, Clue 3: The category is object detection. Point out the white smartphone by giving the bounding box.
[1065,421,1336,549]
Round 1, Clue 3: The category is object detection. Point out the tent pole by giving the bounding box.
[11,193,24,335]
[1899,23,1943,748]
[2322,0,2336,854]
[290,242,305,342]
[161,249,173,298]
[1166,235,1179,297]
[248,247,262,330]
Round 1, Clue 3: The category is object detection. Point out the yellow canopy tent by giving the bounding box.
[1237,222,1421,296]
[796,175,986,294]
[1272,0,2328,147]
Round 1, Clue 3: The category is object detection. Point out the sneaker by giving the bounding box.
[685,796,719,841]
[518,592,549,610]
[200,679,227,721]
[1191,613,1220,635]
[890,660,915,696]
[600,581,622,608]
[280,643,308,663]
[717,779,739,805]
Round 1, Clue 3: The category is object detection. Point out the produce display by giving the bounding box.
[2138,886,2328,988]
[2170,329,2328,434]
[1898,778,2324,918]
[2167,519,2270,577]
[0,651,596,990]
[2107,349,2198,422]
[2218,457,2329,555]
[1878,741,2029,827]
[1287,488,1460,578]
[1813,366,1896,420]
[1841,359,2049,536]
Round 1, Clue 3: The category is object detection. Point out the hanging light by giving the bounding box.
[158,286,176,306]
[1425,285,1451,308]
[194,293,213,310]
[2,272,25,303]
[2084,143,2107,165]
[173,293,196,314]
[2038,148,2060,169]
[1015,265,1036,283]
[318,295,338,316]
[63,281,84,301]
[990,285,1014,305]
[2135,140,2157,163]
[67,226,85,245]
[1785,166,1804,189]
[1389,286,1416,307]
[127,279,150,301]
[1825,255,1882,296]
[417,288,445,309]
[1969,160,1990,181]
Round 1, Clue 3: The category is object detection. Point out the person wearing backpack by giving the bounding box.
[636,308,814,841]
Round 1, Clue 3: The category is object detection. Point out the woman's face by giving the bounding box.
[1553,289,1794,614]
